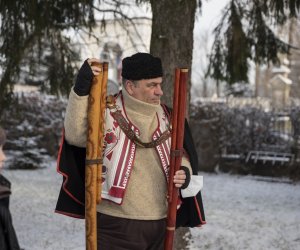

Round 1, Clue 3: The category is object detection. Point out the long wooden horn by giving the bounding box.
[164,68,188,250]
[85,62,108,250]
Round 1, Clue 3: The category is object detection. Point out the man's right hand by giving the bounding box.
[87,58,102,76]
[74,58,102,96]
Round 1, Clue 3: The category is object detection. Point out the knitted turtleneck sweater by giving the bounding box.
[98,89,170,219]
[64,88,191,220]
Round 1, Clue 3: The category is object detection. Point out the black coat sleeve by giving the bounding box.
[176,120,206,228]
[0,204,20,250]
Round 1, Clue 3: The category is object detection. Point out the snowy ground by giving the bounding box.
[189,173,300,250]
[5,161,85,250]
[4,160,300,250]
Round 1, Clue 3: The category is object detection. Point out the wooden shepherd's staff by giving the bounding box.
[164,68,188,250]
[85,62,108,250]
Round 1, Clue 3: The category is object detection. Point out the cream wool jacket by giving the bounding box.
[64,88,192,220]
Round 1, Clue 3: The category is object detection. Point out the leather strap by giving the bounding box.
[111,110,171,148]
[170,149,183,157]
[106,94,171,148]
[85,158,103,165]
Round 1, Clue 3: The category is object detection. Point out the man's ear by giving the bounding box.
[125,80,135,95]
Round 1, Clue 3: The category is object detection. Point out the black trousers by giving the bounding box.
[97,213,166,250]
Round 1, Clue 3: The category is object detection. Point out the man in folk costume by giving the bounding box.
[55,53,205,249]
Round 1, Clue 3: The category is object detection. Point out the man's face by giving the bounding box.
[125,77,163,105]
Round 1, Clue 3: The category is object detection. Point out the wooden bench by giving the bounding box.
[245,151,294,165]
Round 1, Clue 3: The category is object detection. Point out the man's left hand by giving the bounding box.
[173,170,186,188]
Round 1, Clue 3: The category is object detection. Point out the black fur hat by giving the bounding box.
[121,52,163,80]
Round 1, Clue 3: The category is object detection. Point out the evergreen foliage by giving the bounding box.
[0,0,95,114]
[1,92,66,169]
[0,0,300,114]
[207,0,300,85]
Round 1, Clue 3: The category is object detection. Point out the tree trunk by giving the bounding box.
[174,227,190,250]
[150,2,197,249]
[150,0,197,113]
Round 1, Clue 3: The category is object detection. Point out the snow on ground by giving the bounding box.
[3,161,300,250]
[188,173,300,250]
[4,161,85,250]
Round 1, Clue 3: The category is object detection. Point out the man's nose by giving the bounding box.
[155,85,163,96]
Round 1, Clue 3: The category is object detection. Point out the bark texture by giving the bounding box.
[150,0,197,110]
[150,2,197,248]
